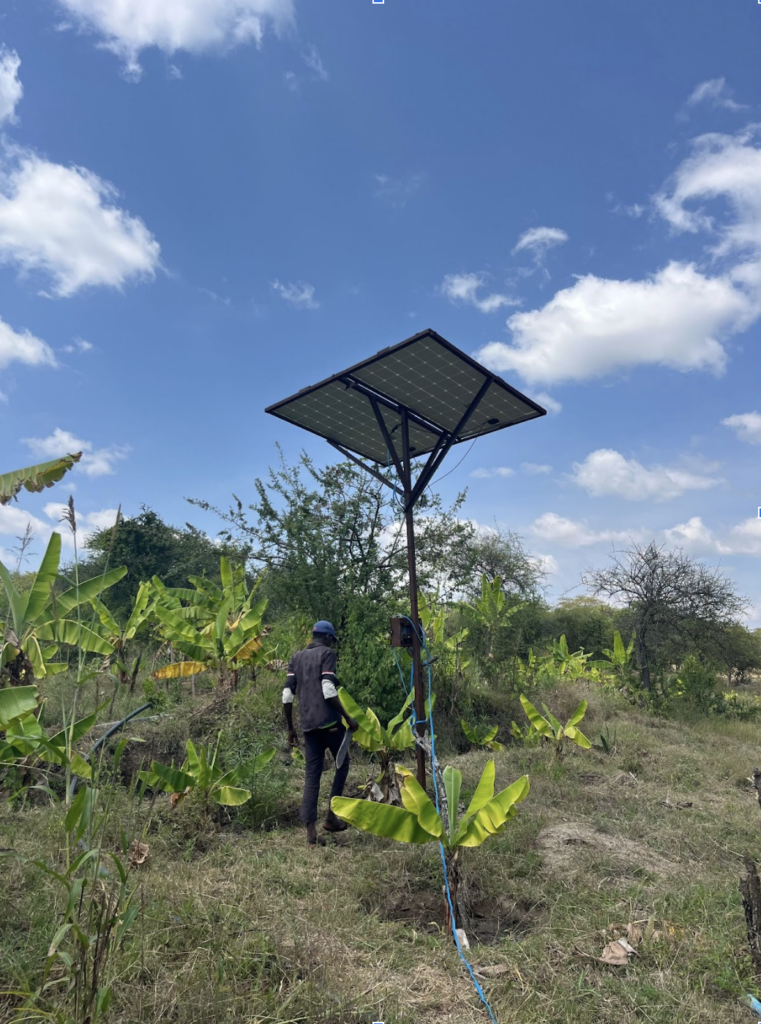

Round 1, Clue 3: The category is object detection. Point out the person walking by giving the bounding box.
[283,620,358,846]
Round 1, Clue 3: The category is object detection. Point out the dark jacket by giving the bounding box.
[285,639,339,732]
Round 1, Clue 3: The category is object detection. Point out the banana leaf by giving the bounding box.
[0,685,39,729]
[0,454,82,505]
[331,797,435,844]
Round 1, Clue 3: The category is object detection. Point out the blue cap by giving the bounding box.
[313,620,337,637]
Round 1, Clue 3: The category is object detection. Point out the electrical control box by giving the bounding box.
[390,616,418,648]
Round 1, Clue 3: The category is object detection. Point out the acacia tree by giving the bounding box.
[188,446,475,626]
[583,542,747,691]
[452,526,546,601]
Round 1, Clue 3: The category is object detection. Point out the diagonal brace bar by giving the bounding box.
[327,441,395,489]
[408,377,492,509]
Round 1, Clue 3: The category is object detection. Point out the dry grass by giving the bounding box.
[3,682,761,1023]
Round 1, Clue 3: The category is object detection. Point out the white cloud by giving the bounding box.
[62,338,93,354]
[440,273,519,314]
[655,126,761,260]
[374,173,424,207]
[53,0,294,80]
[469,466,514,479]
[686,78,745,113]
[167,64,183,80]
[616,203,645,219]
[533,391,562,414]
[303,44,327,80]
[271,279,319,309]
[0,148,161,297]
[0,505,50,544]
[43,502,119,536]
[521,462,552,475]
[476,261,753,385]
[512,226,569,261]
[722,410,761,445]
[479,128,761,387]
[530,512,641,548]
[533,553,559,576]
[0,47,22,126]
[23,427,129,477]
[0,316,56,376]
[664,514,761,557]
[284,70,298,92]
[571,448,721,502]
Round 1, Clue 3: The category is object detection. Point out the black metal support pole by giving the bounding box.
[400,409,427,790]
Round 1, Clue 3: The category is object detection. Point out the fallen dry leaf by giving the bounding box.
[599,938,636,965]
[627,922,643,947]
[170,786,192,808]
[473,965,511,979]
[129,840,149,867]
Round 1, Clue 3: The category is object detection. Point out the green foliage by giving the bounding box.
[594,725,618,754]
[544,596,621,662]
[151,557,271,688]
[1,532,125,684]
[2,789,137,1023]
[0,684,39,729]
[465,574,525,684]
[0,453,82,505]
[333,597,402,722]
[332,760,529,850]
[78,507,250,623]
[139,734,276,812]
[0,708,96,785]
[519,694,591,759]
[673,655,721,714]
[460,719,504,751]
[89,580,155,690]
[510,718,542,746]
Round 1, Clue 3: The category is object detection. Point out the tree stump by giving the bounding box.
[740,855,761,976]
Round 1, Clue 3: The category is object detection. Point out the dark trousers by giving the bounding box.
[301,724,350,825]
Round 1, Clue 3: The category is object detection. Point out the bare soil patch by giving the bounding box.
[537,821,678,878]
[366,888,539,944]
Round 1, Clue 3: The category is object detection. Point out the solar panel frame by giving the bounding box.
[265,328,545,465]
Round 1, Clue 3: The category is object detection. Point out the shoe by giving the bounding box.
[322,812,349,834]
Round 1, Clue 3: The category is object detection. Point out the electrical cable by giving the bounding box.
[395,615,500,1024]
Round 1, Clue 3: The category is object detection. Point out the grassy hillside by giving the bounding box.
[2,678,761,1024]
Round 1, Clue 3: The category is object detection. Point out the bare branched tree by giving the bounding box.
[583,542,747,690]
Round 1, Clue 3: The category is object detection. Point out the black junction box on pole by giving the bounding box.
[265,328,546,791]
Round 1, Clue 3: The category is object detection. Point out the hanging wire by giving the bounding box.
[394,616,500,1024]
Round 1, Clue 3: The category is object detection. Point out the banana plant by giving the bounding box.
[0,453,82,505]
[593,630,635,679]
[332,760,529,929]
[467,575,523,681]
[545,634,591,681]
[418,591,470,673]
[510,719,542,746]
[151,558,270,690]
[519,694,591,760]
[338,687,432,803]
[461,719,504,752]
[139,735,276,821]
[1,532,125,685]
[90,581,156,691]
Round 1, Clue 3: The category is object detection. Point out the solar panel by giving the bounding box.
[265,328,545,466]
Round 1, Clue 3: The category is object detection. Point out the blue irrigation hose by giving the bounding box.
[742,993,761,1017]
[400,614,500,1023]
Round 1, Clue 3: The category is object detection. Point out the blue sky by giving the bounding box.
[1,0,760,623]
